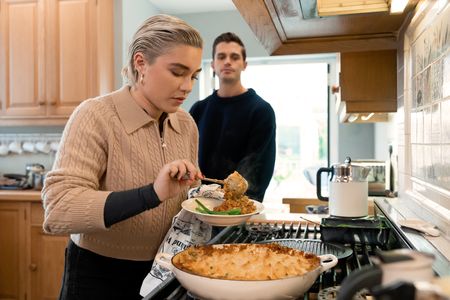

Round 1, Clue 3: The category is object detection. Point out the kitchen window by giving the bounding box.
[199,54,338,204]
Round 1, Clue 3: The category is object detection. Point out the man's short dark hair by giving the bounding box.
[212,32,246,61]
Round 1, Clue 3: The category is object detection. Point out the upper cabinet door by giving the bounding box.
[0,0,47,117]
[46,0,96,117]
[340,50,397,113]
[0,0,113,125]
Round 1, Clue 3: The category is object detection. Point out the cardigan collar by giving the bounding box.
[112,86,181,134]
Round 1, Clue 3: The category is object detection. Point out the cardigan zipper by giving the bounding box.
[156,122,168,244]
[160,138,167,149]
[160,131,167,164]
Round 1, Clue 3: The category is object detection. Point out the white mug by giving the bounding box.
[50,141,60,152]
[0,143,9,156]
[8,141,23,154]
[35,141,51,154]
[22,141,36,153]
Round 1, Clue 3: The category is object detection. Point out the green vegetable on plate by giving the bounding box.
[195,199,241,215]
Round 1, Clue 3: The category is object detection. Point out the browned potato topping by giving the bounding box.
[173,244,320,280]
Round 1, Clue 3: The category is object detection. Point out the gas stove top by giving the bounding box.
[143,202,448,300]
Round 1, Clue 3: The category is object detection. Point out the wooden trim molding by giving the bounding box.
[232,0,282,54]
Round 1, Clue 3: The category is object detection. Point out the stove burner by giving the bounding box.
[245,223,282,234]
[318,286,369,300]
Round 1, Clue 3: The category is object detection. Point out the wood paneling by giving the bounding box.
[340,50,397,113]
[0,0,47,117]
[231,0,282,54]
[232,0,417,55]
[0,199,68,300]
[47,0,95,116]
[0,0,113,125]
[0,202,27,300]
[30,226,67,300]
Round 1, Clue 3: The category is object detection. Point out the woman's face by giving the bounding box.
[134,45,202,118]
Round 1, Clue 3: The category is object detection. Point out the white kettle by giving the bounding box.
[316,157,370,218]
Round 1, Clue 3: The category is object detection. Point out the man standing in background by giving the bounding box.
[190,32,276,202]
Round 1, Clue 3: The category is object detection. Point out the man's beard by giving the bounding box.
[221,76,238,85]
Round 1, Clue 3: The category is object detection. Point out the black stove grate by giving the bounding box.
[144,220,404,300]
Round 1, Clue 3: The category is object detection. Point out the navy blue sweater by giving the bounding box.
[189,89,276,201]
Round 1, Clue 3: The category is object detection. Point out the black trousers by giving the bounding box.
[59,239,153,300]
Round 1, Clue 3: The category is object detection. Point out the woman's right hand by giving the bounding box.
[153,159,202,201]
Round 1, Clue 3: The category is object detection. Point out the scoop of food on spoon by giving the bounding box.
[203,171,248,197]
[179,171,248,196]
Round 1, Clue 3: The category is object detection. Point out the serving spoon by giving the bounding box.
[178,173,224,185]
[179,172,249,196]
[202,177,225,185]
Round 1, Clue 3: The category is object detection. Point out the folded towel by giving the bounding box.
[140,184,221,297]
[188,183,224,200]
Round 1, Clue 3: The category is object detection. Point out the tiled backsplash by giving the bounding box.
[401,0,450,222]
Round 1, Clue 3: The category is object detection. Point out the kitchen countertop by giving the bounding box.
[0,190,42,201]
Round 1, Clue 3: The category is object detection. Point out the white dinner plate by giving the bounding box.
[181,197,264,226]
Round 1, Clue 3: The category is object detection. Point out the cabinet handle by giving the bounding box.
[29,263,38,271]
[38,100,45,106]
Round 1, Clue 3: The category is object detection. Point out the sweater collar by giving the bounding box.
[214,88,255,101]
[112,86,181,134]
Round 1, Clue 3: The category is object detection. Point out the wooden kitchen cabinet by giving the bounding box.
[0,199,68,300]
[0,202,27,300]
[0,0,113,126]
[340,50,397,113]
[30,202,68,300]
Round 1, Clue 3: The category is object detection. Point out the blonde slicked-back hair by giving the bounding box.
[122,14,203,85]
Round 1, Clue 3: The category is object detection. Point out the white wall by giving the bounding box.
[115,0,161,88]
[338,123,375,161]
[374,119,397,160]
[177,11,268,60]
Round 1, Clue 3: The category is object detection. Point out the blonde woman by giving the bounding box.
[42,15,203,300]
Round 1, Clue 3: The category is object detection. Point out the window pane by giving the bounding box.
[241,62,329,203]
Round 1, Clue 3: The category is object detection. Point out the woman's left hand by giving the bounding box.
[153,159,201,201]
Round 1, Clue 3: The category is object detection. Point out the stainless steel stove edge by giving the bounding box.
[374,198,450,277]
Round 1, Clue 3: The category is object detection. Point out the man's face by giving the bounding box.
[211,42,247,84]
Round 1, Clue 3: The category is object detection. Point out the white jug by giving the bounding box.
[316,157,370,218]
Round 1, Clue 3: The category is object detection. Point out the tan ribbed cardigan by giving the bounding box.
[42,86,198,261]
